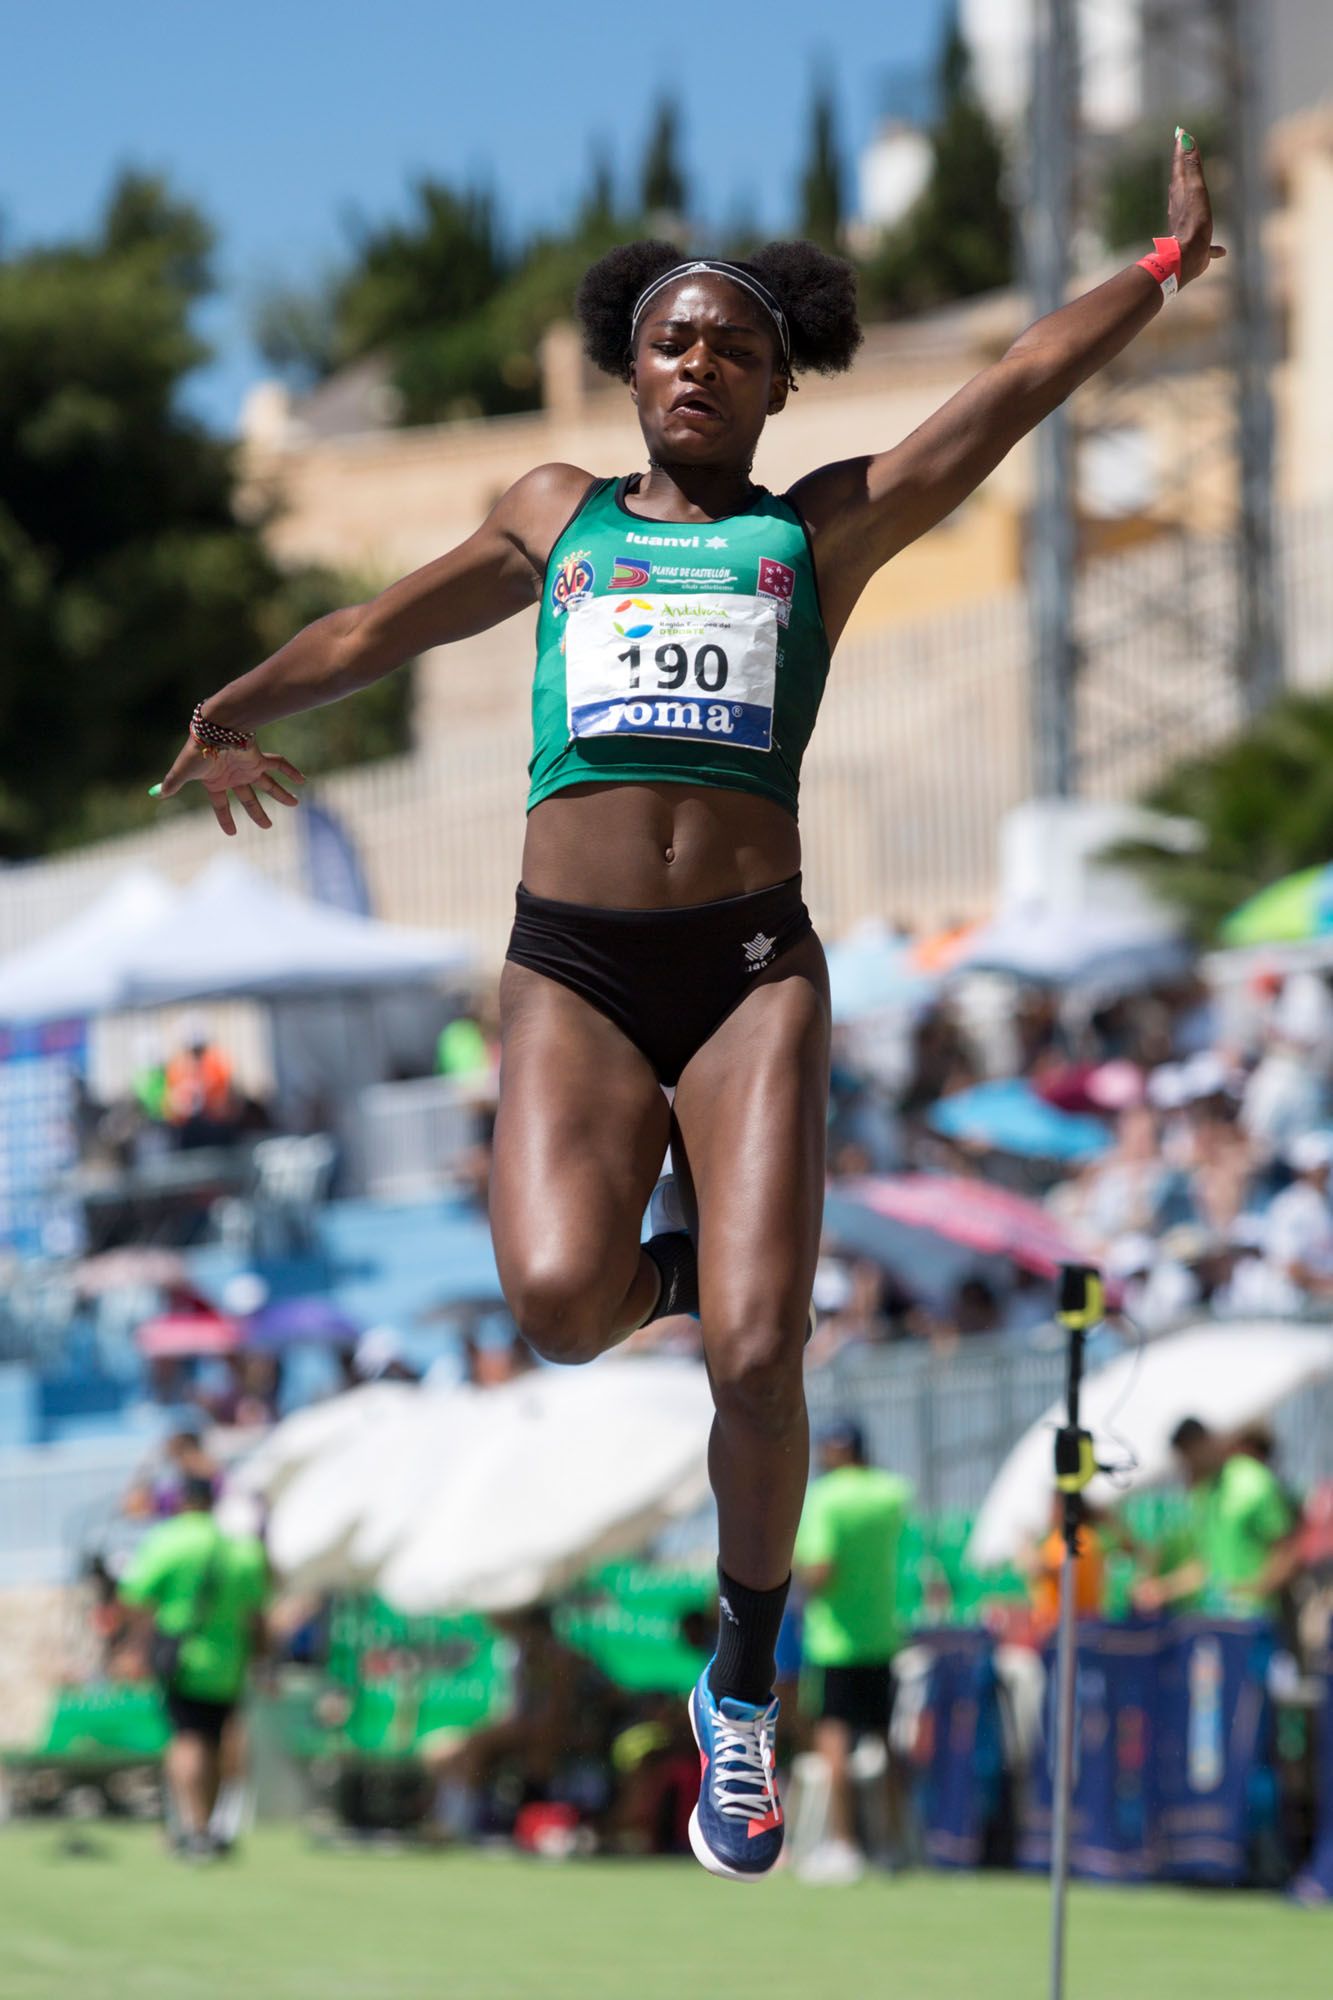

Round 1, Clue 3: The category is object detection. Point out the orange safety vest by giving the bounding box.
[164,1046,233,1123]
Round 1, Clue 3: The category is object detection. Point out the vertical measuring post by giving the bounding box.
[1222,0,1283,716]
[1025,0,1080,797]
[1049,1264,1104,2000]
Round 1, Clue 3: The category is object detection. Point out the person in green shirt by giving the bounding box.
[435,1012,492,1082]
[1133,1417,1302,1619]
[120,1475,269,1858]
[793,1420,912,1881]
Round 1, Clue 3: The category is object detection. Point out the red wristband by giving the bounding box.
[1137,236,1181,300]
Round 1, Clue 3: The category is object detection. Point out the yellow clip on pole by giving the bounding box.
[1056,1265,1104,1332]
[1054,1434,1098,1494]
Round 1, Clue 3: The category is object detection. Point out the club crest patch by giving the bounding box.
[757,556,795,627]
[551,550,595,615]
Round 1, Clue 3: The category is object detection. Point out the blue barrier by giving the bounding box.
[917,1628,1009,1869]
[1020,1617,1279,1886]
[1020,1619,1159,1882]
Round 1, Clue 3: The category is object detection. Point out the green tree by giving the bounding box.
[1112,693,1333,941]
[862,12,1012,313]
[578,144,617,236]
[799,79,844,252]
[252,277,340,388]
[0,170,410,859]
[334,179,508,358]
[254,175,529,423]
[389,204,632,425]
[640,97,688,221]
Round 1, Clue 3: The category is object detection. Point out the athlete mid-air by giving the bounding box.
[155,132,1221,1880]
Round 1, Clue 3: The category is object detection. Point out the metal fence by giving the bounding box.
[5,1336,1333,1590]
[357,1075,479,1199]
[0,1435,145,1590]
[806,1331,1333,1519]
[806,1340,1067,1517]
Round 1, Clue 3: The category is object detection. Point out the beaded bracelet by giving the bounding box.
[190,702,255,759]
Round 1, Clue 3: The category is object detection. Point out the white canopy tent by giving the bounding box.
[0,856,475,1186]
[953,905,1190,993]
[119,854,470,1005]
[107,856,475,1172]
[968,1321,1333,1570]
[232,1359,716,1611]
[0,868,179,1024]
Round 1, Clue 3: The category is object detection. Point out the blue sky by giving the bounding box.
[4,0,949,433]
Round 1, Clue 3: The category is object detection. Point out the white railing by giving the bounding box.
[5,1337,1332,1588]
[0,1436,145,1590]
[357,1075,483,1200]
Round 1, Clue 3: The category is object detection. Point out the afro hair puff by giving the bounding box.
[575,239,863,382]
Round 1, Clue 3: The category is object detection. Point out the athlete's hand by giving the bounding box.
[1167,128,1226,286]
[151,737,306,837]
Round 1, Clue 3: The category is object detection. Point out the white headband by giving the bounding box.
[630,259,791,369]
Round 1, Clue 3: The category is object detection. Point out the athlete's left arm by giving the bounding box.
[791,134,1222,641]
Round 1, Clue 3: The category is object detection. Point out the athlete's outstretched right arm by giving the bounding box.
[207,461,591,733]
[153,463,591,827]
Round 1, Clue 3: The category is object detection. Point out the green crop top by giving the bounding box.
[526,474,831,818]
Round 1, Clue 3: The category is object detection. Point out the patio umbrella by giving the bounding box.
[230,1380,408,1509]
[968,1321,1333,1569]
[240,1387,467,1593]
[927,1079,1111,1162]
[1220,865,1333,948]
[953,907,1189,992]
[235,1359,714,1610]
[825,1175,1101,1297]
[136,1309,245,1360]
[244,1297,362,1349]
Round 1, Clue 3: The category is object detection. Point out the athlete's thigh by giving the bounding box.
[670,932,831,1329]
[490,961,671,1288]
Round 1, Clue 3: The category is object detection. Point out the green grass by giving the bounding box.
[1,1824,1328,2000]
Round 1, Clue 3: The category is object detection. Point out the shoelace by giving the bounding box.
[710,1707,780,1822]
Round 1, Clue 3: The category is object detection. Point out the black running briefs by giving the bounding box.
[505,874,813,1085]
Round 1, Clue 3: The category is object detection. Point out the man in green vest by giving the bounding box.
[794,1420,912,1884]
[120,1475,269,1859]
[1134,1418,1302,1618]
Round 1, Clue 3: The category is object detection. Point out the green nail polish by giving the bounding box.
[148,783,162,797]
[1176,126,1196,151]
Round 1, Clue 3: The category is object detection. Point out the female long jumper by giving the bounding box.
[155,134,1222,1881]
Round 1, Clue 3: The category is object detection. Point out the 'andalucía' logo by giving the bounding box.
[551,550,595,615]
[611,555,652,590]
[613,597,654,639]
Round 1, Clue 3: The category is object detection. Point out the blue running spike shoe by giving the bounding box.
[688,1662,784,1882]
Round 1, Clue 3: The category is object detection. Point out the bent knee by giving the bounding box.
[504,1258,618,1366]
[707,1320,807,1434]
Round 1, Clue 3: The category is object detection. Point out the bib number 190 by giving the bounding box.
[617,641,729,694]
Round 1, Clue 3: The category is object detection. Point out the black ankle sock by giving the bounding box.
[641,1231,699,1323]
[708,1564,790,1707]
